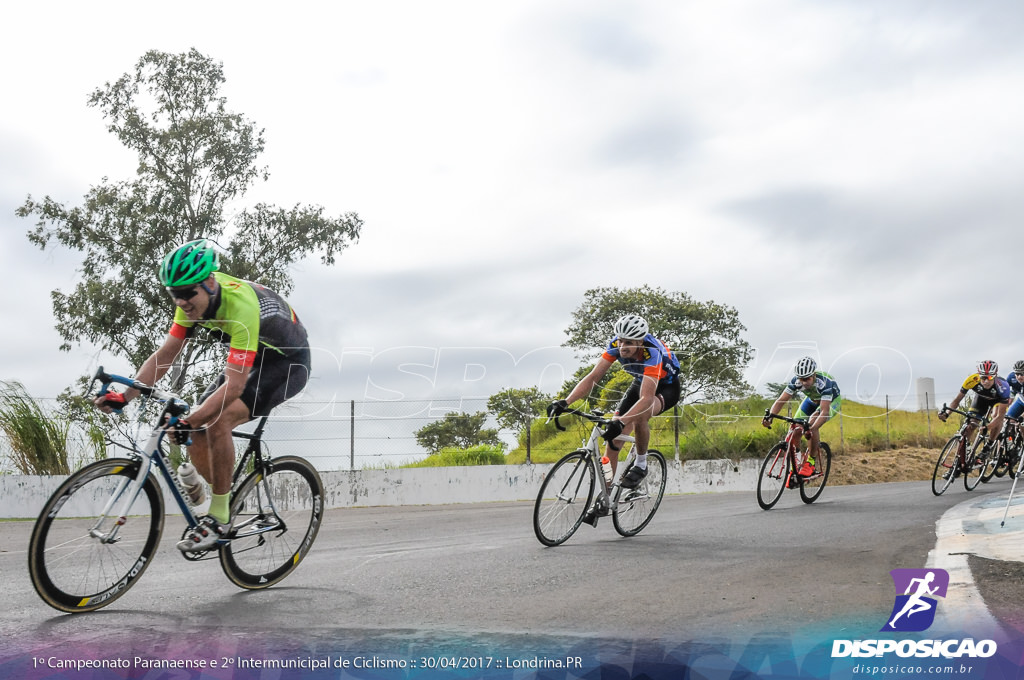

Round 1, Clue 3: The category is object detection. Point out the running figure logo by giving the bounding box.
[881,569,950,632]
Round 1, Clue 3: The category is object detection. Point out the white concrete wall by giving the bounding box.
[0,459,761,519]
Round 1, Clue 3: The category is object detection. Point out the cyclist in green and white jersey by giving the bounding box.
[94,239,311,552]
[762,356,841,477]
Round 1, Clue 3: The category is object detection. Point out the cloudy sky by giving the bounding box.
[3,0,1024,425]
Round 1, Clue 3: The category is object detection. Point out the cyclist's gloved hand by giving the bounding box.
[601,419,624,442]
[937,409,948,423]
[164,415,194,446]
[761,416,773,429]
[96,391,127,413]
[547,399,568,418]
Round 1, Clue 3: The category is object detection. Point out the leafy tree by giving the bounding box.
[762,381,790,399]
[563,285,753,404]
[486,387,551,435]
[17,48,362,397]
[414,411,503,455]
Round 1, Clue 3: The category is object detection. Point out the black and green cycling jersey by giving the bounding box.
[169,272,307,367]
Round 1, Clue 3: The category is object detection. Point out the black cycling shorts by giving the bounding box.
[616,377,681,417]
[200,346,311,418]
[968,394,1006,419]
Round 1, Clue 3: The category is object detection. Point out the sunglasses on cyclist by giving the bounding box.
[167,286,200,301]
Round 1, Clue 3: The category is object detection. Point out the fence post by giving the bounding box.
[674,404,680,460]
[885,394,891,450]
[350,399,355,471]
[526,416,532,465]
[925,392,932,443]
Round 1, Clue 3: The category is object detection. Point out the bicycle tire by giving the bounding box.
[964,435,990,491]
[533,450,595,546]
[28,458,164,613]
[799,442,832,504]
[220,456,325,589]
[993,449,1011,478]
[931,436,962,496]
[613,450,667,537]
[757,443,789,510]
[980,441,1002,483]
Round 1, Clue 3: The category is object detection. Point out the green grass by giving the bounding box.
[402,444,507,468]
[504,396,952,466]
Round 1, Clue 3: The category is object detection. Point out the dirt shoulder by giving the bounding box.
[827,446,939,486]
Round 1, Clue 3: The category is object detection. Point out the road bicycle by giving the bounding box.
[756,411,832,510]
[28,367,325,613]
[533,407,667,546]
[984,414,1022,482]
[931,405,995,496]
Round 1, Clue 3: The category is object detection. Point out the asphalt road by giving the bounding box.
[0,479,986,661]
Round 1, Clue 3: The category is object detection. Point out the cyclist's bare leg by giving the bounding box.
[188,398,252,495]
[605,422,634,477]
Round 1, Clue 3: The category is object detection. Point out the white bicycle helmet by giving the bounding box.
[1013,360,1024,374]
[613,314,649,340]
[794,356,817,379]
[977,360,998,377]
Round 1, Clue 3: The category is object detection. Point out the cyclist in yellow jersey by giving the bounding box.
[938,360,1009,446]
[94,239,311,552]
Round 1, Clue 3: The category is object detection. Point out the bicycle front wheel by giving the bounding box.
[932,436,962,496]
[799,443,832,504]
[613,450,667,537]
[533,450,595,546]
[28,458,164,613]
[757,443,789,510]
[220,456,325,589]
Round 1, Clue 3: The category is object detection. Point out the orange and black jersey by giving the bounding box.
[602,334,680,384]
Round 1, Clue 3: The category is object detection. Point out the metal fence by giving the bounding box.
[0,387,980,474]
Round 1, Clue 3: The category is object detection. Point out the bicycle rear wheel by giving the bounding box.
[533,450,595,546]
[220,456,325,589]
[799,443,832,504]
[964,436,991,491]
[980,441,1002,483]
[757,443,789,510]
[613,450,667,537]
[28,458,164,613]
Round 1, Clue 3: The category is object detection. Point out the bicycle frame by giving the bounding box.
[764,412,824,483]
[944,407,989,467]
[90,367,282,549]
[552,407,639,519]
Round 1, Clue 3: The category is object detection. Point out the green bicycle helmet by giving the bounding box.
[159,239,219,287]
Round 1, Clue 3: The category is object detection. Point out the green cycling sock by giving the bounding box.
[209,493,230,524]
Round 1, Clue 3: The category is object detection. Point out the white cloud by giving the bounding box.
[2,0,1023,416]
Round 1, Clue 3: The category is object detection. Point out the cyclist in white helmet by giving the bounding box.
[762,356,842,477]
[548,313,680,489]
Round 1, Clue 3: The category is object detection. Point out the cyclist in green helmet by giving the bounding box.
[94,239,311,552]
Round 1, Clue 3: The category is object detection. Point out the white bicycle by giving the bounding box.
[533,407,667,546]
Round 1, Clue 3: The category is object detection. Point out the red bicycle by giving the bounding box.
[757,410,833,510]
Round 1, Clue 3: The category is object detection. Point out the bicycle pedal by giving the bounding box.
[582,512,599,527]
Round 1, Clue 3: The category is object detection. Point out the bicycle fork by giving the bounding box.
[89,458,154,544]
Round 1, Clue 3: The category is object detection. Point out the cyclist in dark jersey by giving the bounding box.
[1004,360,1024,420]
[548,314,681,489]
[94,239,310,552]
[939,360,1010,445]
